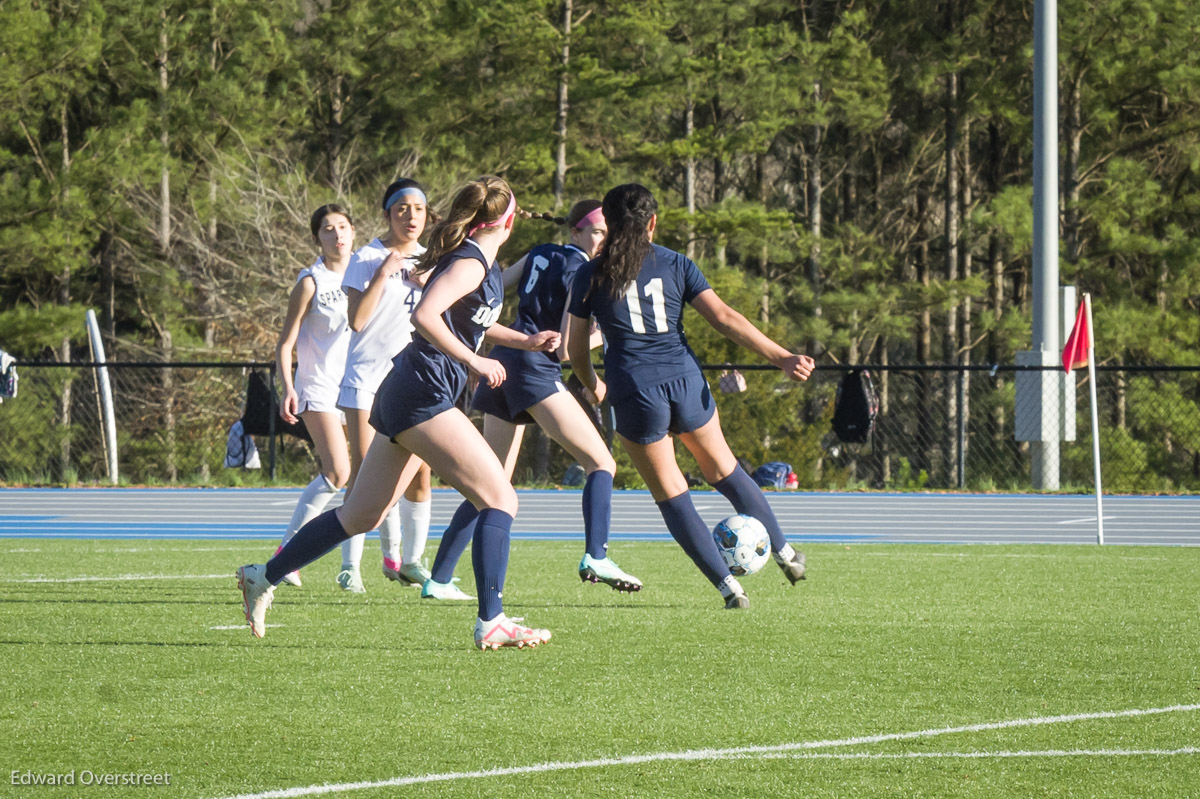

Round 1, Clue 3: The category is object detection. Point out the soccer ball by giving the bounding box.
[712,514,770,577]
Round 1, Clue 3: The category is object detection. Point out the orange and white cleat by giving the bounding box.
[473,613,551,651]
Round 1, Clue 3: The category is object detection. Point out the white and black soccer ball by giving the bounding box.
[712,514,770,577]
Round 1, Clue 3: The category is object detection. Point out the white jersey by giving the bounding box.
[293,258,350,407]
[340,238,426,392]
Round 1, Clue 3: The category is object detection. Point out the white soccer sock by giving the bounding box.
[772,542,797,563]
[378,503,402,566]
[281,474,338,546]
[717,575,745,598]
[341,532,365,570]
[400,497,432,564]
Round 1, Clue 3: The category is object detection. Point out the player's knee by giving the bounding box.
[489,486,518,518]
[334,506,374,536]
[325,465,351,490]
[585,453,617,475]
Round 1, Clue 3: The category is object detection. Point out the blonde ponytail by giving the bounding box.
[416,176,513,273]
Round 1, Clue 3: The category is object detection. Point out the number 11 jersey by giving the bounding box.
[569,244,711,404]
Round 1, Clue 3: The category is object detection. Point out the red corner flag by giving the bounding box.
[1062,299,1090,372]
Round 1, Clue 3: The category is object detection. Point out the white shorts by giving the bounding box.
[337,385,376,412]
[297,383,346,420]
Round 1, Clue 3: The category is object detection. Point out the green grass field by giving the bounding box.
[1,539,1198,798]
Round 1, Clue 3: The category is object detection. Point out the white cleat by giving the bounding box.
[397,560,432,586]
[578,554,643,592]
[237,564,275,638]
[336,568,366,593]
[421,577,475,601]
[473,614,551,651]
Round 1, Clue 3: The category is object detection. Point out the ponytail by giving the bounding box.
[515,199,602,230]
[517,208,567,226]
[416,176,513,274]
[594,184,657,300]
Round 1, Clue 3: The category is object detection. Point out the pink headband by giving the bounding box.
[575,207,605,230]
[468,193,517,236]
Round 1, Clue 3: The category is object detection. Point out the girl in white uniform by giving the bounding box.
[334,180,436,592]
[273,204,354,586]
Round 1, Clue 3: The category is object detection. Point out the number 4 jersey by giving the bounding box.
[340,238,426,394]
[569,243,711,404]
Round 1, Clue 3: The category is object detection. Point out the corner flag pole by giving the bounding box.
[1083,293,1103,544]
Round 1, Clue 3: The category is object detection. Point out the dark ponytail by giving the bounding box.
[594,184,657,300]
[515,200,602,230]
[517,208,568,225]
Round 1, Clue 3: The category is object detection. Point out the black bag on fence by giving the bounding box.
[240,369,311,443]
[832,369,879,444]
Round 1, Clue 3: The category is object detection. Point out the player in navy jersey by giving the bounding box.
[568,183,814,609]
[421,200,642,600]
[238,176,561,649]
[270,204,354,586]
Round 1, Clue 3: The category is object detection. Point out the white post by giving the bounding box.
[1083,294,1103,544]
[1029,0,1061,490]
[85,310,119,485]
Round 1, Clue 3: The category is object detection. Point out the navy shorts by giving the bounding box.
[471,346,566,425]
[612,372,716,444]
[369,349,464,440]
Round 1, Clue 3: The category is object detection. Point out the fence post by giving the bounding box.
[957,366,966,488]
[267,365,277,481]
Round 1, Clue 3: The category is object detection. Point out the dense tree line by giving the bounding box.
[2,0,1199,487]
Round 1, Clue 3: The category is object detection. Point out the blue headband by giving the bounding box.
[384,187,427,212]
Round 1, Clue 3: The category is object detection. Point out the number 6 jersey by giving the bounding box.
[569,244,711,404]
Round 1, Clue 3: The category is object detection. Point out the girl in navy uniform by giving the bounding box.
[238,176,561,649]
[567,184,814,609]
[270,205,354,586]
[422,200,641,600]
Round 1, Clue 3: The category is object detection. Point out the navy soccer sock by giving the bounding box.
[582,470,613,559]
[656,492,728,588]
[265,509,349,585]
[712,466,787,551]
[430,499,479,584]
[471,508,513,621]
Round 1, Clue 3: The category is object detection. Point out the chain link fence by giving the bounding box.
[1,361,1197,492]
[0,362,314,485]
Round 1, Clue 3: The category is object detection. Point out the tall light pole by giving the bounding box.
[1017,0,1062,489]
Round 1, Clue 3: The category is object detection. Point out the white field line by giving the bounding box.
[206,703,1200,799]
[82,545,266,553]
[0,545,263,554]
[4,573,231,583]
[757,748,1200,760]
[857,551,1173,561]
